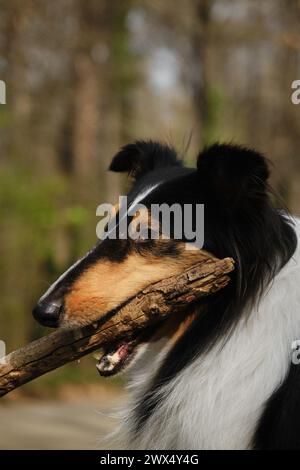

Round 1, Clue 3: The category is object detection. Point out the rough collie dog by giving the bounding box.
[33,141,300,450]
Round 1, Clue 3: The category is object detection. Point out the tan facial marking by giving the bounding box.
[168,311,197,346]
[146,310,197,346]
[63,246,210,327]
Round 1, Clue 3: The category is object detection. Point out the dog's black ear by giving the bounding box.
[109,140,181,179]
[197,143,270,208]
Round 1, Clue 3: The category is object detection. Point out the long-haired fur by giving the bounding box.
[109,141,299,449]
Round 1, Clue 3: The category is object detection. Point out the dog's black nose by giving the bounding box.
[32,301,62,327]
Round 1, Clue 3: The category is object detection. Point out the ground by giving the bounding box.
[0,386,126,450]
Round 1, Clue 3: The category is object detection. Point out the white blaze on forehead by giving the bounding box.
[129,183,160,213]
[102,183,160,240]
[39,183,160,302]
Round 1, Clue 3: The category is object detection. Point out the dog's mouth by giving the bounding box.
[96,337,140,376]
[95,325,158,376]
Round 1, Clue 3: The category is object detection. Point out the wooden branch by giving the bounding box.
[0,256,234,397]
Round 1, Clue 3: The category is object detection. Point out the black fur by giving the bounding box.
[253,363,300,449]
[197,143,270,209]
[109,141,297,446]
[109,140,182,179]
[38,140,298,448]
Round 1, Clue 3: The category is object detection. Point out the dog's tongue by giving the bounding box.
[96,341,135,376]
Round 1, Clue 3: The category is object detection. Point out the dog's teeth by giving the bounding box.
[96,350,121,373]
[102,352,119,369]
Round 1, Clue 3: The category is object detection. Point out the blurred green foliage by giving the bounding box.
[0,158,99,389]
[202,86,225,146]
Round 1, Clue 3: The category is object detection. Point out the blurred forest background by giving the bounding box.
[0,0,300,395]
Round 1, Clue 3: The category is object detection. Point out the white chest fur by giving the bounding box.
[116,218,300,450]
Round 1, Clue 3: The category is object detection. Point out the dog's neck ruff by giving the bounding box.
[113,217,300,450]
